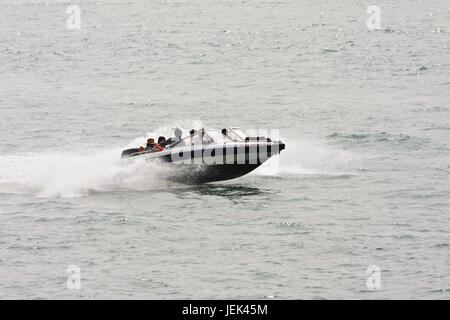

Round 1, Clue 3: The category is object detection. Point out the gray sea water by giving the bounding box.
[0,0,449,299]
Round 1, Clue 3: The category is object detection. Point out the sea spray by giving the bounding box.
[0,149,168,197]
[252,136,361,177]
[0,127,362,197]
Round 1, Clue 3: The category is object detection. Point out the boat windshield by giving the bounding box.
[207,129,233,144]
[228,128,248,141]
[168,129,232,148]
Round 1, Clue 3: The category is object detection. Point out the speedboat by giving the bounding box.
[121,127,285,183]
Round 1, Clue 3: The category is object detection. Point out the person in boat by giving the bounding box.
[145,138,156,151]
[221,128,228,137]
[200,128,212,144]
[160,127,182,148]
[158,136,166,146]
[145,138,163,152]
[188,129,197,145]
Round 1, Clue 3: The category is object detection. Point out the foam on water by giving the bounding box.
[254,136,361,177]
[0,122,205,197]
[0,148,169,197]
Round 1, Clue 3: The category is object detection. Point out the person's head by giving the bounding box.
[189,129,197,136]
[158,136,166,144]
[147,138,155,146]
[222,128,228,136]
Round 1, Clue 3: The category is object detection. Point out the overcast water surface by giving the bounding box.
[0,0,449,299]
